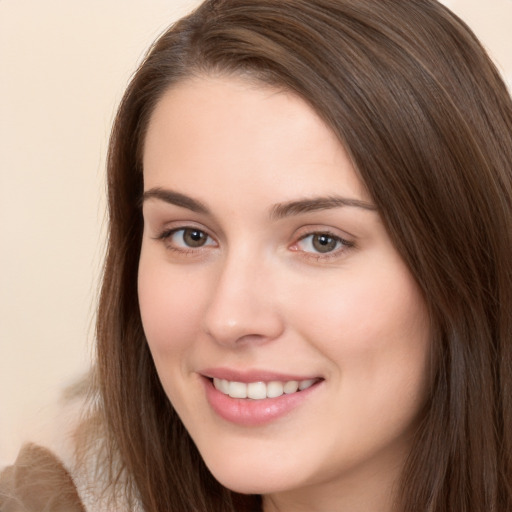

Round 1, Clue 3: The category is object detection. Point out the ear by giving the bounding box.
[0,443,86,512]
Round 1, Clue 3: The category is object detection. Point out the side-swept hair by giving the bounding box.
[93,1,512,510]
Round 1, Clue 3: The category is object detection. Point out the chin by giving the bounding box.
[211,471,291,496]
[202,452,304,495]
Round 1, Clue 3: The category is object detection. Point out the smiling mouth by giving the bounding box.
[211,378,321,400]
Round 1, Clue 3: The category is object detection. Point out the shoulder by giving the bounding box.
[0,443,86,512]
[0,426,139,512]
[1,376,142,512]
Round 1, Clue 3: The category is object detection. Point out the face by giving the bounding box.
[139,76,431,509]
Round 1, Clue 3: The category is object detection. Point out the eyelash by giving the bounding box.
[293,231,355,260]
[155,227,354,260]
[155,227,217,254]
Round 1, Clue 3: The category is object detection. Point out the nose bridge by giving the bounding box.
[202,246,283,347]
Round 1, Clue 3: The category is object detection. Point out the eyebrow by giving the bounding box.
[142,187,377,218]
[142,187,209,214]
[270,196,377,220]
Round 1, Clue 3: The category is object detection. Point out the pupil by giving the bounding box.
[184,229,206,247]
[313,234,337,253]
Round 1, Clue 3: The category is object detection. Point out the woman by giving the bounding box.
[2,0,512,510]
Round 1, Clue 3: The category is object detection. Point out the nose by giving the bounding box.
[202,253,285,348]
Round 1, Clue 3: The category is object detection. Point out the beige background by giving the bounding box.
[1,0,511,466]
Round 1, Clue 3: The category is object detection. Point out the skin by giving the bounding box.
[138,75,431,512]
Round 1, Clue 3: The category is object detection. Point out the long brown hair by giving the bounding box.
[92,1,512,510]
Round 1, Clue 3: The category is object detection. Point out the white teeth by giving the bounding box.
[213,378,229,394]
[299,379,316,391]
[228,381,247,398]
[212,378,318,400]
[283,380,299,394]
[247,382,267,399]
[267,381,284,398]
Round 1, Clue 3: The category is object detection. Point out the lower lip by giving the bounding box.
[202,377,322,426]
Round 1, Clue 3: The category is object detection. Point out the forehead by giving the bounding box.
[142,75,368,203]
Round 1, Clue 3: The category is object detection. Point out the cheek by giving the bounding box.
[291,259,430,394]
[137,254,205,357]
[297,265,426,340]
[296,266,430,450]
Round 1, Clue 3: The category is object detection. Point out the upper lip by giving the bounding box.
[200,367,323,383]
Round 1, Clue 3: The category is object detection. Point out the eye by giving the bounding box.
[158,227,216,249]
[295,232,352,255]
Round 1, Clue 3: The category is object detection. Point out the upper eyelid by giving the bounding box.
[154,221,214,236]
[293,223,356,242]
[142,201,221,234]
[157,226,215,241]
[294,232,354,249]
[145,211,223,239]
[297,230,344,241]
